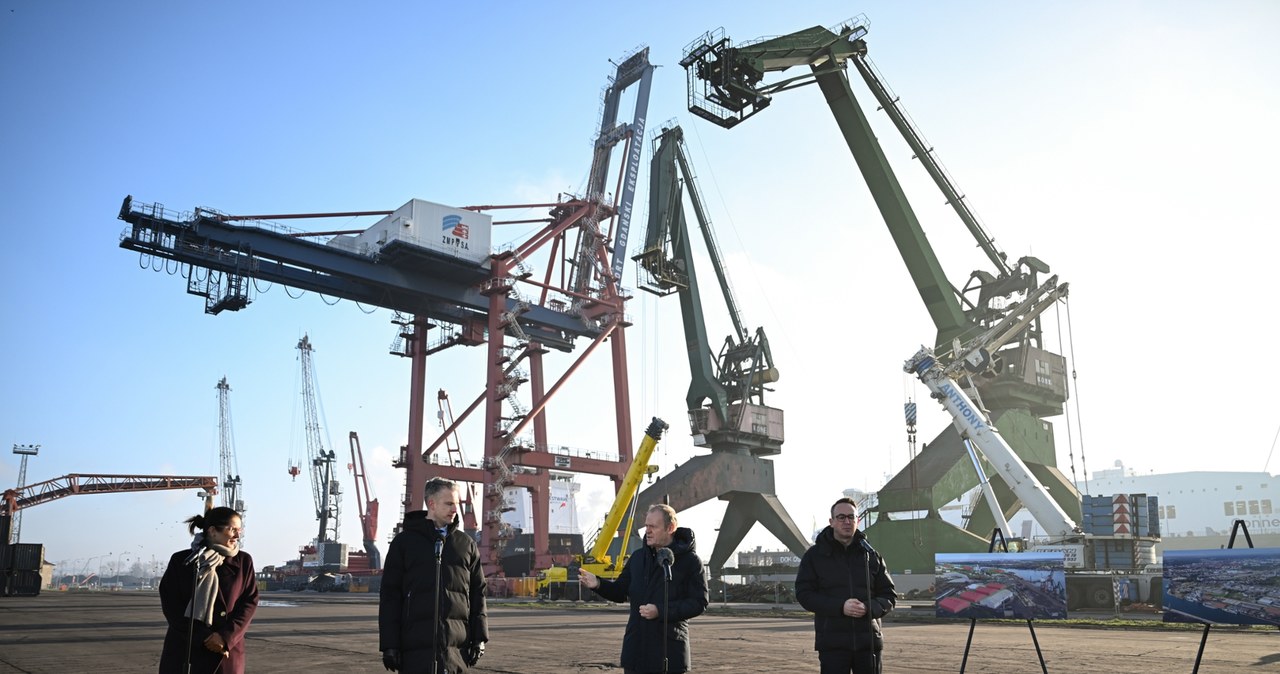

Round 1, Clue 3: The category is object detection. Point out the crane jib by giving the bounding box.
[939,382,986,433]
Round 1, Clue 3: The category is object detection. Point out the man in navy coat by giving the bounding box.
[580,504,708,674]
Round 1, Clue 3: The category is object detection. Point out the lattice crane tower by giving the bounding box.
[296,335,341,544]
[216,377,245,513]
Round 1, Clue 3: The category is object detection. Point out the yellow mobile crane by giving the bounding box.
[537,418,667,599]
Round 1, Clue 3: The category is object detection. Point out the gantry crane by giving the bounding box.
[347,432,381,570]
[295,335,341,547]
[216,377,245,513]
[115,47,654,577]
[681,17,1078,579]
[630,124,808,572]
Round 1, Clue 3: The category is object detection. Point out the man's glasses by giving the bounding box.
[832,514,857,523]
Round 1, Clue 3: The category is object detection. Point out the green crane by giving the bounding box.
[629,123,808,574]
[681,18,1081,584]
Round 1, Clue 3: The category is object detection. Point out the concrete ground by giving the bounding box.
[0,592,1276,673]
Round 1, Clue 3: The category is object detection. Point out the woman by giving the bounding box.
[158,506,259,674]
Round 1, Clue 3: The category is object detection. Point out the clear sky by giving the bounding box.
[3,1,1279,579]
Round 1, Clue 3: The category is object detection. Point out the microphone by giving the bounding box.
[657,547,674,581]
[434,540,443,561]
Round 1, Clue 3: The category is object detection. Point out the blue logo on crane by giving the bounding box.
[940,382,986,432]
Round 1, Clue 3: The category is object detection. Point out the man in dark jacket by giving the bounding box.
[379,478,488,674]
[580,504,708,674]
[796,497,896,673]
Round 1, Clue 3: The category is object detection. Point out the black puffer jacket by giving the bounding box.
[379,512,488,673]
[592,527,709,673]
[795,527,896,653]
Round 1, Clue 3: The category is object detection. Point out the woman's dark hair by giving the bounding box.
[185,506,241,535]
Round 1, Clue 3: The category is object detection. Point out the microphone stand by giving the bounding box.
[863,542,879,674]
[184,559,198,674]
[433,539,443,674]
[662,568,670,674]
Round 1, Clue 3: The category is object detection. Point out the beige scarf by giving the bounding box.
[184,534,238,626]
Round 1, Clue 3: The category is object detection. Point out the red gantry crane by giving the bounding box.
[114,46,655,578]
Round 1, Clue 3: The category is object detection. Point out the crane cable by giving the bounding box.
[1056,298,1088,495]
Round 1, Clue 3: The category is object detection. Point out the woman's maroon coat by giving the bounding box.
[158,548,259,673]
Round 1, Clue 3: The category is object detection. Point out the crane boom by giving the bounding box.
[587,418,668,563]
[904,276,1078,538]
[347,432,381,570]
[635,124,779,438]
[3,474,217,514]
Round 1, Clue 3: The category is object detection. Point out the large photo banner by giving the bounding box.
[1163,548,1280,626]
[935,552,1068,620]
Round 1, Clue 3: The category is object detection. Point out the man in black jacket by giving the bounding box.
[379,478,488,674]
[580,504,708,674]
[796,497,896,673]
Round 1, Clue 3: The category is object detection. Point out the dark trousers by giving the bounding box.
[818,648,880,674]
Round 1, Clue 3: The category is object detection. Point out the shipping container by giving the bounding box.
[2,570,42,597]
[8,543,44,571]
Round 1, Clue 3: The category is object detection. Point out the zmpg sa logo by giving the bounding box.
[441,214,470,250]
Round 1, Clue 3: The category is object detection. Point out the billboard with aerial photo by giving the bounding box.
[935,552,1068,620]
[1163,548,1280,626]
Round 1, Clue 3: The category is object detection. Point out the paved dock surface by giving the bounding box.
[1,592,1276,672]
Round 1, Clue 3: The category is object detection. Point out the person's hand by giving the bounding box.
[382,648,400,671]
[463,640,486,666]
[843,598,867,618]
[202,632,227,655]
[578,569,599,589]
[639,603,660,620]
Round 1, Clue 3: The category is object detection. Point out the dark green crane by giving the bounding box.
[628,123,808,573]
[681,18,1080,580]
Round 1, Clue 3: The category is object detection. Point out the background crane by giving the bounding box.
[347,432,380,570]
[2,474,218,541]
[680,17,1078,579]
[629,123,808,572]
[295,335,341,548]
[216,377,245,513]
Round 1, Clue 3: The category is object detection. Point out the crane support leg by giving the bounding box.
[627,453,808,572]
[708,492,810,574]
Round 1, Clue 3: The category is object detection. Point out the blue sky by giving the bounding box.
[3,1,1279,577]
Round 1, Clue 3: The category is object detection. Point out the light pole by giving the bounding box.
[10,444,40,545]
[98,553,112,589]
